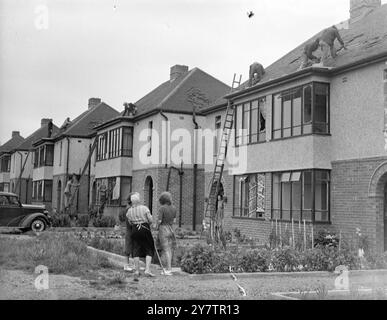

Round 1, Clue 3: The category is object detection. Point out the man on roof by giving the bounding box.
[299,38,321,70]
[319,25,347,66]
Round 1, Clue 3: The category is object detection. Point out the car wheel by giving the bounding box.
[31,218,46,232]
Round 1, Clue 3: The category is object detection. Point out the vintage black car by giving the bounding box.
[0,192,51,232]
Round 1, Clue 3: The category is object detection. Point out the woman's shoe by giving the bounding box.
[161,270,173,276]
[124,264,134,272]
[144,270,155,277]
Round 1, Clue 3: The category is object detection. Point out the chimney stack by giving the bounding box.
[41,118,52,127]
[350,0,381,23]
[88,98,102,109]
[170,65,189,82]
[12,131,20,138]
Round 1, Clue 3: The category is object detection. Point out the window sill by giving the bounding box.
[269,219,331,225]
[270,133,331,143]
[232,216,267,222]
[96,155,133,162]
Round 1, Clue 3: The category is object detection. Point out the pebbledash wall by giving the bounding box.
[52,137,93,213]
[203,61,387,252]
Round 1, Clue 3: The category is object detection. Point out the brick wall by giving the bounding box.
[132,166,204,230]
[331,156,387,252]
[205,157,387,251]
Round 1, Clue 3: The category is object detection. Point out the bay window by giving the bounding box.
[33,144,54,168]
[96,126,133,161]
[271,170,330,223]
[272,82,329,139]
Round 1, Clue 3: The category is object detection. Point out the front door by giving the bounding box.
[384,183,387,251]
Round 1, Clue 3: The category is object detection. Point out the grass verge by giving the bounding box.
[0,232,114,276]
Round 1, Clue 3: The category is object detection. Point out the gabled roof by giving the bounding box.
[133,68,230,118]
[0,134,25,155]
[231,3,387,96]
[53,102,120,140]
[13,123,59,152]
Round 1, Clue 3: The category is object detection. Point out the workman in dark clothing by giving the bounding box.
[319,25,347,66]
[299,38,321,69]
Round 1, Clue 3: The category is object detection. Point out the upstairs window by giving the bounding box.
[34,144,54,168]
[235,97,267,146]
[214,116,222,156]
[97,126,133,161]
[272,82,329,139]
[122,127,133,157]
[0,155,11,173]
[147,121,153,157]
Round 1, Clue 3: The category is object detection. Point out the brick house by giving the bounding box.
[51,98,119,214]
[203,1,387,252]
[8,119,57,204]
[0,131,24,193]
[91,65,230,229]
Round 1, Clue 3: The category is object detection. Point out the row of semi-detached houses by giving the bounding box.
[1,1,387,252]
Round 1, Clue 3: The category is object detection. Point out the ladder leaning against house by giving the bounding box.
[203,74,242,241]
[65,138,98,213]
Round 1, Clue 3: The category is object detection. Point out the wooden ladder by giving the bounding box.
[204,74,242,222]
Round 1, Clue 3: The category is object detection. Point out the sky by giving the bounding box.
[0,0,386,144]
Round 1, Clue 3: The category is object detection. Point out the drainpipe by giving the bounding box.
[159,110,169,168]
[65,137,70,180]
[16,151,23,199]
[192,108,199,231]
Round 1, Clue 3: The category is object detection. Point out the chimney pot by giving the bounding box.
[88,98,102,109]
[41,118,52,127]
[170,65,189,82]
[12,131,20,138]
[350,0,381,23]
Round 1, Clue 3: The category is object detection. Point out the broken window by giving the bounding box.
[235,97,267,146]
[233,173,266,219]
[214,115,222,156]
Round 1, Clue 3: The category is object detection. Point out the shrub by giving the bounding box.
[180,245,215,274]
[92,216,117,228]
[315,230,339,248]
[238,249,270,273]
[51,214,71,227]
[364,251,387,269]
[76,214,90,228]
[270,247,302,272]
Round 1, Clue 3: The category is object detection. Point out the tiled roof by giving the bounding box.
[54,102,120,139]
[0,134,25,154]
[14,123,59,151]
[133,68,230,117]
[235,3,387,92]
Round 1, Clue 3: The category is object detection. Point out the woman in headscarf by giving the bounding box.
[126,192,155,277]
[156,192,177,276]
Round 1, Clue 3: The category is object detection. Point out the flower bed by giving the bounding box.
[180,244,387,274]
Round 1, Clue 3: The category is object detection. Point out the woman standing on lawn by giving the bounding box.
[123,192,135,272]
[156,192,177,276]
[126,192,155,277]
